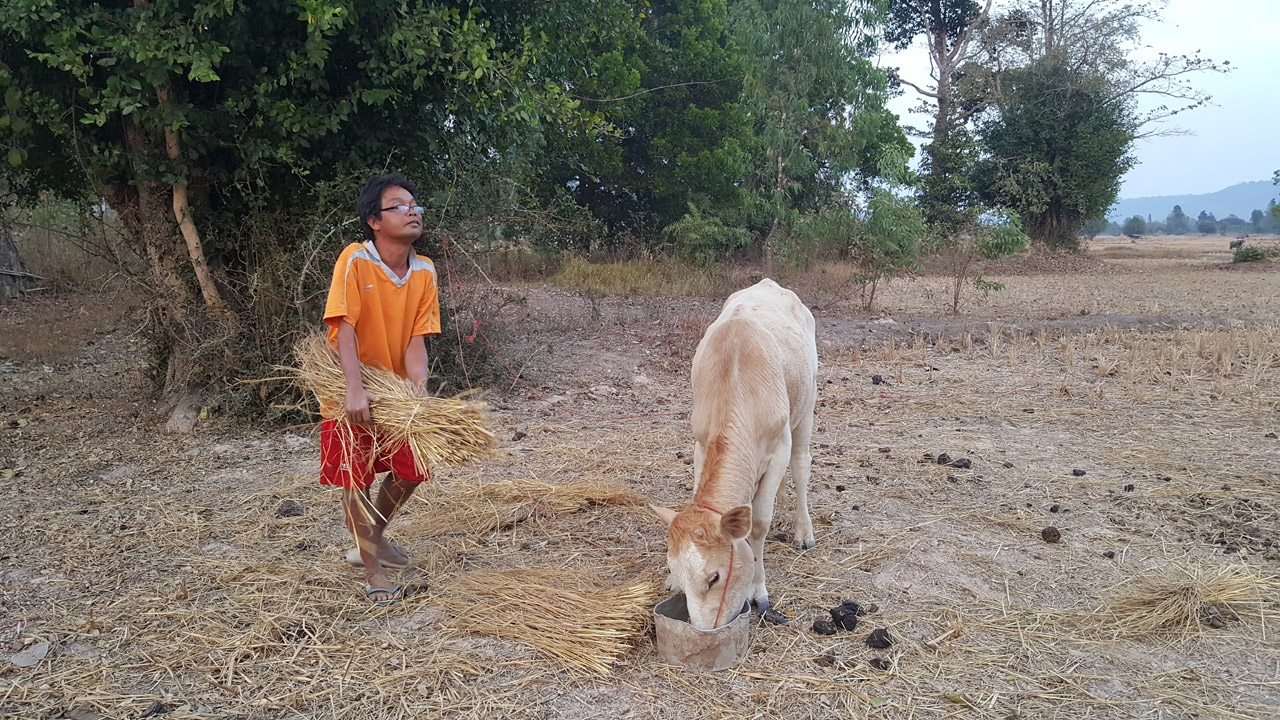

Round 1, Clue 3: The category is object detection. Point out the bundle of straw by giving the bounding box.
[439,569,659,675]
[292,332,497,469]
[1091,563,1277,635]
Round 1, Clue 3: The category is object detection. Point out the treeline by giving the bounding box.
[1111,201,1280,236]
[0,1,1225,400]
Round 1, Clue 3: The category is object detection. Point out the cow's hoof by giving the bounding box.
[795,539,816,551]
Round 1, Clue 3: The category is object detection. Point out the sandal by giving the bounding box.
[363,582,404,607]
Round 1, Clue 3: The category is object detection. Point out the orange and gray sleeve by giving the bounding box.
[323,245,362,329]
[412,264,441,337]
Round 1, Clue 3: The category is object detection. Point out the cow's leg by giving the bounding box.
[749,445,791,612]
[789,410,816,550]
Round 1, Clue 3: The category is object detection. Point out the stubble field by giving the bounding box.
[1,235,1278,719]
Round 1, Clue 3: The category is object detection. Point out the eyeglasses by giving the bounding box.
[379,204,425,215]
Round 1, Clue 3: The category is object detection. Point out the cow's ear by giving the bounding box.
[650,504,678,526]
[720,505,752,540]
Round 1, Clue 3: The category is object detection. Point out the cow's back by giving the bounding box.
[692,279,816,435]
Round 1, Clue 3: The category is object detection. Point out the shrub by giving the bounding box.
[1232,245,1276,263]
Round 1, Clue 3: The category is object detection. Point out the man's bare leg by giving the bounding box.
[370,473,418,563]
[342,486,399,602]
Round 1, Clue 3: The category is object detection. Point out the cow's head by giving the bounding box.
[651,503,753,630]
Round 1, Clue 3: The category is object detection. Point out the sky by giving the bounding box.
[878,0,1280,199]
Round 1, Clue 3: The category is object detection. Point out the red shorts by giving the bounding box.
[319,419,431,490]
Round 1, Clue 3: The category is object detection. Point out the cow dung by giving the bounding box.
[949,458,971,469]
[829,605,860,631]
[276,500,304,518]
[865,628,893,649]
[936,453,952,465]
[1123,483,1135,492]
[868,657,892,671]
[1041,526,1062,543]
[1072,469,1087,476]
[812,619,838,636]
[1049,504,1061,513]
[1103,550,1116,559]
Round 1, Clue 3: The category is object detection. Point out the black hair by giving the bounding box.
[356,174,417,241]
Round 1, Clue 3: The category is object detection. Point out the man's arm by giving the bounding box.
[404,335,429,395]
[336,320,376,424]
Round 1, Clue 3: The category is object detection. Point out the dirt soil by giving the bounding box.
[2,238,1279,719]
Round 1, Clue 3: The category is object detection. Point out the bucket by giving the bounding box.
[653,592,751,671]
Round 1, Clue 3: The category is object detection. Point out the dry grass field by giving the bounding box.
[1,236,1278,719]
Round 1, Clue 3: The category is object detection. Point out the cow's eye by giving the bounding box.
[708,572,720,588]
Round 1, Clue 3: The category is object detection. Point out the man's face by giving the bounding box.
[367,186,422,244]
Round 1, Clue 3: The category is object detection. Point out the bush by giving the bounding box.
[1232,245,1275,263]
[662,205,753,267]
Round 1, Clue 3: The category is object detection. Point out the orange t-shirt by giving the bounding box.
[322,241,440,412]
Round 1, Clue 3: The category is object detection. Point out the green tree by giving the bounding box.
[882,1,991,232]
[1079,216,1108,240]
[1195,210,1217,234]
[958,0,1223,249]
[535,0,755,246]
[1121,216,1146,236]
[731,0,909,268]
[0,0,631,396]
[1166,205,1190,234]
[975,61,1136,250]
[1250,209,1265,231]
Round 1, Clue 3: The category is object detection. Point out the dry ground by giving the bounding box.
[2,237,1278,719]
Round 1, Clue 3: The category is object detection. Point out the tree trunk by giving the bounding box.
[156,85,225,311]
[0,224,38,299]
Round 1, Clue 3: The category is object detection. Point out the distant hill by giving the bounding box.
[1108,180,1278,223]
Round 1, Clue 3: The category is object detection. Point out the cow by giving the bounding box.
[651,278,818,630]
[1230,237,1247,250]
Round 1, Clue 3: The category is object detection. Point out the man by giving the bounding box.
[321,173,440,605]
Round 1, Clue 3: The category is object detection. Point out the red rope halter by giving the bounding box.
[697,503,734,628]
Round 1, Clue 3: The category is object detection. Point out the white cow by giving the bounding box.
[651,278,818,629]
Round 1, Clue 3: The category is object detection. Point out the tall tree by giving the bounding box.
[883,1,992,230]
[534,0,754,245]
[1165,205,1190,235]
[0,0,632,395]
[976,61,1135,248]
[961,0,1223,248]
[732,0,909,267]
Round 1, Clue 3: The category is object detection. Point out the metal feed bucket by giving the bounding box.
[653,592,751,671]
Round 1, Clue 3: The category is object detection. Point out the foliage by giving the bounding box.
[1121,216,1147,236]
[534,0,755,243]
[662,204,753,266]
[1232,245,1276,264]
[976,61,1135,250]
[732,0,909,265]
[936,213,1028,314]
[788,188,925,309]
[1079,216,1108,240]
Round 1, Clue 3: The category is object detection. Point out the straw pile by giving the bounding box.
[404,477,646,539]
[439,568,659,675]
[292,332,497,469]
[1090,564,1278,635]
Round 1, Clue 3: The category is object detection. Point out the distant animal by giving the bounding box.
[1125,233,1142,240]
[651,278,817,630]
[1229,238,1246,250]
